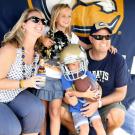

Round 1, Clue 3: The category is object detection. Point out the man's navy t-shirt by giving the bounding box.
[86,51,128,97]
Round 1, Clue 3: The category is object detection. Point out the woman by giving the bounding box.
[0,8,47,135]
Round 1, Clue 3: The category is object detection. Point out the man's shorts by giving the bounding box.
[99,102,126,129]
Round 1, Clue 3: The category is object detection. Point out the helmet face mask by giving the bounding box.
[60,45,88,81]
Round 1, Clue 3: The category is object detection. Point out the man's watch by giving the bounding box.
[98,99,102,108]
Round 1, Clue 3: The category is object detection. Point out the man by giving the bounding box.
[60,22,128,135]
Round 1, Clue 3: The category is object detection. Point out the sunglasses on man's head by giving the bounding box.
[25,16,47,25]
[91,35,111,40]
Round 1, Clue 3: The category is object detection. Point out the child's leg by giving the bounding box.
[92,118,106,135]
[40,100,48,135]
[79,124,89,135]
[72,112,89,135]
[49,99,62,135]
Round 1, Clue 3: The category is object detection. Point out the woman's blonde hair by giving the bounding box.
[50,4,72,35]
[1,8,45,51]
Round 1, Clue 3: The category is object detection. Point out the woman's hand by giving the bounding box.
[23,76,46,89]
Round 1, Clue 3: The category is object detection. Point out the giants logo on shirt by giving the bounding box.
[71,0,124,37]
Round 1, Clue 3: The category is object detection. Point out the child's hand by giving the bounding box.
[109,45,117,54]
[42,37,54,48]
[65,90,75,97]
[65,91,78,106]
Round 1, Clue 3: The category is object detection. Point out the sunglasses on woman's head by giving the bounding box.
[91,35,111,40]
[25,16,47,25]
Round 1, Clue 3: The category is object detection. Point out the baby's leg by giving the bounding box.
[72,112,89,135]
[90,111,106,135]
[79,124,89,135]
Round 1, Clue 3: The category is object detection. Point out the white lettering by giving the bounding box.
[92,70,109,82]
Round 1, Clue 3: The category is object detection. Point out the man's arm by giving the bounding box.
[81,85,127,117]
[101,85,127,107]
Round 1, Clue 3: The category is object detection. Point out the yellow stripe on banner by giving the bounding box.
[27,0,33,9]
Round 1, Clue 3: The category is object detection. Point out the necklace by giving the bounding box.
[21,47,38,79]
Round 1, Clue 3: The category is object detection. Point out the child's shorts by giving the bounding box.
[36,77,63,101]
[72,111,100,130]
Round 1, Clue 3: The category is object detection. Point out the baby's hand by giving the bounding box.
[65,91,78,106]
[65,90,75,97]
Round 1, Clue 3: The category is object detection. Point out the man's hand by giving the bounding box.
[80,101,98,117]
[82,87,99,100]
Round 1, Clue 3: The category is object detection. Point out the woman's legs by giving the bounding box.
[0,102,21,135]
[8,90,45,134]
[49,99,62,135]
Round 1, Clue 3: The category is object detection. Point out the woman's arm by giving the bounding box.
[0,44,45,90]
[0,44,20,89]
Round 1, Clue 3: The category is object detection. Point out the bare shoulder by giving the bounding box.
[0,43,17,78]
[0,43,16,53]
[0,43,17,68]
[0,43,17,58]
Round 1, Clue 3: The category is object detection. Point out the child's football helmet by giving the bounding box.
[59,44,88,81]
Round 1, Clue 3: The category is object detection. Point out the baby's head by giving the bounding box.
[60,44,88,81]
